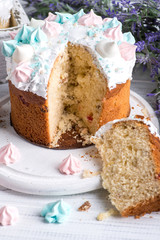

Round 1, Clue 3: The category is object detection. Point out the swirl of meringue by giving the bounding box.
[0,206,19,226]
[12,44,34,64]
[29,27,48,44]
[15,25,34,44]
[104,25,123,42]
[119,42,137,61]
[73,9,85,21]
[78,9,103,26]
[9,30,19,40]
[103,17,122,31]
[45,12,57,22]
[96,40,121,59]
[41,199,71,223]
[42,20,62,38]
[0,143,20,165]
[55,12,75,24]
[30,18,45,28]
[13,62,33,83]
[59,154,81,175]
[123,32,135,44]
[2,40,18,57]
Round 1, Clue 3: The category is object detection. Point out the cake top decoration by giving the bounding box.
[78,9,103,26]
[3,9,136,99]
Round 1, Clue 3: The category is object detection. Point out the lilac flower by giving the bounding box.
[135,41,145,52]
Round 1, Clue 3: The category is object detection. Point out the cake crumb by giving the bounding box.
[141,108,149,117]
[78,201,91,211]
[82,169,101,178]
[97,209,119,221]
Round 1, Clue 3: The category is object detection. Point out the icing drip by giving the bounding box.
[0,143,20,165]
[0,206,19,226]
[41,199,71,223]
[59,154,82,175]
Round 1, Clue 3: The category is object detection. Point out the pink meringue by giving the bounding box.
[0,206,19,226]
[103,18,112,23]
[45,12,57,22]
[59,154,82,175]
[119,42,137,61]
[78,9,103,26]
[0,143,20,165]
[104,25,123,41]
[9,30,19,40]
[42,20,62,38]
[13,62,33,83]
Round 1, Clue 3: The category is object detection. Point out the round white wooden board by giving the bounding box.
[0,90,159,196]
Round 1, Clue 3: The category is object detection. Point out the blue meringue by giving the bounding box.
[14,25,34,44]
[123,32,135,44]
[74,9,85,21]
[2,40,18,57]
[55,12,75,24]
[41,199,71,223]
[29,27,48,44]
[103,17,122,31]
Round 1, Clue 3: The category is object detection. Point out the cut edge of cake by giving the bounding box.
[91,117,160,217]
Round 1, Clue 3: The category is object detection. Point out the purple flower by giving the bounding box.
[135,41,145,52]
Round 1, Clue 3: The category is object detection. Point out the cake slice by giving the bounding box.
[91,118,160,217]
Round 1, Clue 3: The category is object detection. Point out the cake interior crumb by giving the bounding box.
[97,208,119,221]
[48,43,107,147]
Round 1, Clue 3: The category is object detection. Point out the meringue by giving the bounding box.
[42,21,62,38]
[104,25,123,42]
[13,62,33,83]
[0,206,19,226]
[0,143,20,165]
[41,199,71,223]
[119,42,137,61]
[59,154,82,175]
[30,18,45,28]
[95,40,121,59]
[78,9,103,26]
[12,44,34,64]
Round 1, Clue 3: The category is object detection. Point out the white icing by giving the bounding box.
[6,18,136,99]
[94,117,160,139]
[0,0,13,22]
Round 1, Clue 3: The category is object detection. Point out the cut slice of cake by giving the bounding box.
[91,118,160,217]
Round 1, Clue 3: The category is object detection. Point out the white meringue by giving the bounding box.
[12,44,34,63]
[95,40,121,59]
[30,18,45,28]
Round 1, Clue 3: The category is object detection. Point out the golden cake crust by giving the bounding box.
[9,77,130,148]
